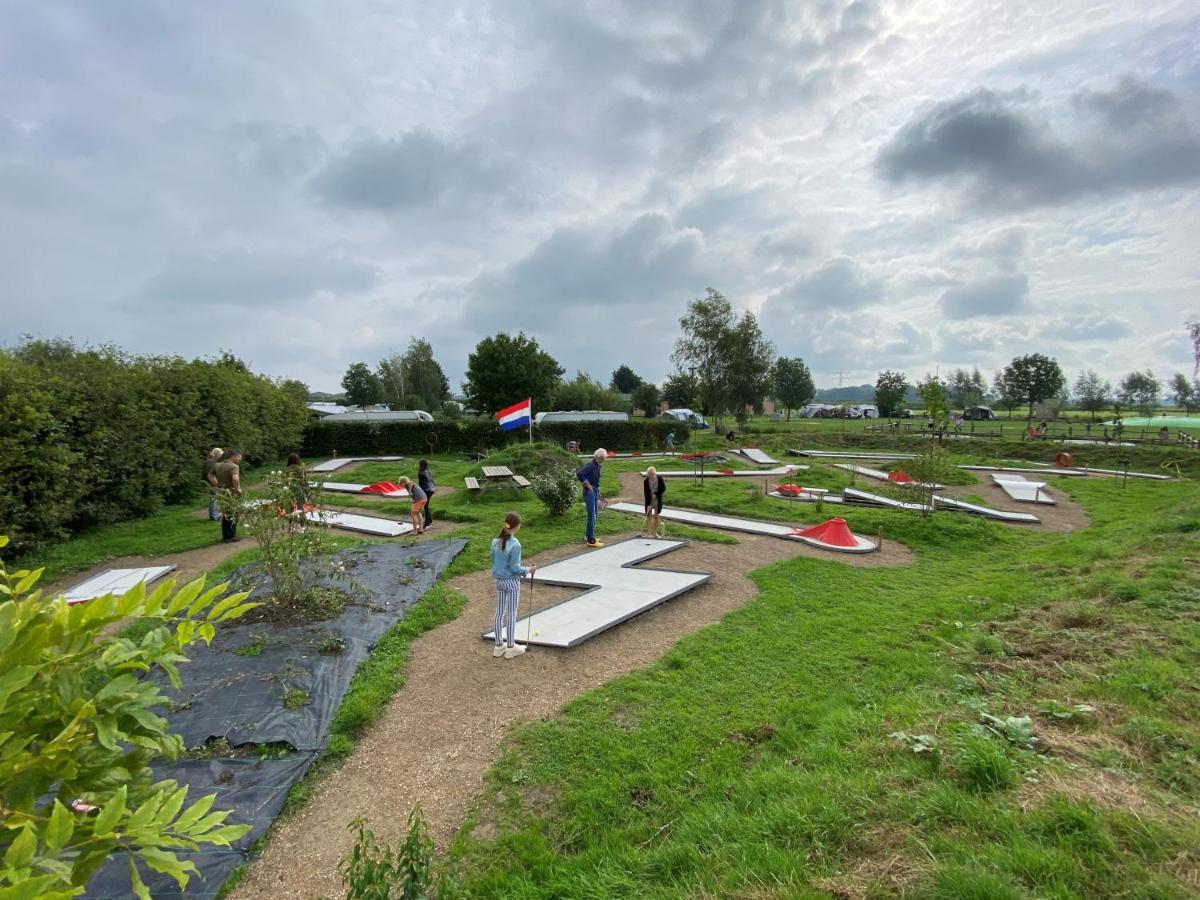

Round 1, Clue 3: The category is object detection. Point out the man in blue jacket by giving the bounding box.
[576,448,608,547]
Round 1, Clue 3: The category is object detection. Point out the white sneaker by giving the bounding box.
[492,645,505,658]
[504,645,526,659]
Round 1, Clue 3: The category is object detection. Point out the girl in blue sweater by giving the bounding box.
[491,512,537,658]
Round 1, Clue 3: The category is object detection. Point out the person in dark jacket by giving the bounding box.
[576,448,607,547]
[417,459,435,528]
[642,466,666,537]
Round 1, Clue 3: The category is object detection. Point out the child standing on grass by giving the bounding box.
[398,476,427,535]
[491,512,536,659]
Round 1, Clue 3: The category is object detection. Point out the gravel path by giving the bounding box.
[231,482,913,899]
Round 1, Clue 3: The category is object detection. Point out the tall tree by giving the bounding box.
[462,332,564,415]
[551,372,626,411]
[1169,372,1199,415]
[662,371,698,409]
[341,362,382,411]
[632,382,661,416]
[874,370,909,417]
[1188,320,1200,375]
[1073,370,1110,420]
[771,357,816,420]
[377,352,407,410]
[916,374,950,432]
[1118,370,1161,417]
[947,367,987,408]
[672,288,736,421]
[992,370,1021,418]
[609,365,643,394]
[724,312,775,426]
[1001,353,1066,419]
[401,338,451,412]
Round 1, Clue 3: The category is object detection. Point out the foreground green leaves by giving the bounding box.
[0,537,257,896]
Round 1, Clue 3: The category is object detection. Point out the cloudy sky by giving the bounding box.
[2,0,1197,394]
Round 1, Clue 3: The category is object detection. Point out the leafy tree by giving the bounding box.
[1118,370,1161,417]
[724,312,775,426]
[609,365,643,394]
[341,362,382,411]
[771,357,815,420]
[462,332,564,415]
[1188,320,1200,375]
[1169,373,1199,415]
[662,371,698,409]
[377,353,407,411]
[946,368,987,409]
[874,370,909,418]
[916,374,950,432]
[379,339,451,413]
[0,536,255,897]
[632,382,661,416]
[992,370,1021,418]
[550,372,626,412]
[1001,353,1066,419]
[1073,370,1110,420]
[671,289,773,426]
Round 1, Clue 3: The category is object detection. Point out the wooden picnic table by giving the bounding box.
[480,465,527,494]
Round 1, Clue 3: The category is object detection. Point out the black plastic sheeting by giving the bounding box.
[85,539,466,899]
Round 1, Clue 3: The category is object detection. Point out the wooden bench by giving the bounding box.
[513,475,531,488]
[464,476,481,491]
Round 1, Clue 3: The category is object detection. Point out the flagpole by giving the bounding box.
[528,398,533,445]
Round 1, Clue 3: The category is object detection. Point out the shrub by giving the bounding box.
[0,534,257,897]
[340,809,435,900]
[531,464,580,517]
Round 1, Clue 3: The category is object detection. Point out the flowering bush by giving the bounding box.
[530,464,579,518]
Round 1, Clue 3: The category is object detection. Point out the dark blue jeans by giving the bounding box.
[584,489,599,543]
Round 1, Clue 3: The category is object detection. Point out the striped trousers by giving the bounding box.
[494,577,522,648]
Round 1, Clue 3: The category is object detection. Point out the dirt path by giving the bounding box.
[232,497,912,898]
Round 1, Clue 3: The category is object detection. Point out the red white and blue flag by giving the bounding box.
[496,398,532,432]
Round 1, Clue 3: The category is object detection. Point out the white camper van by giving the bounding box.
[534,410,629,425]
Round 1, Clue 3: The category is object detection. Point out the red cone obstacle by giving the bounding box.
[775,484,805,497]
[363,481,406,495]
[790,517,860,549]
[888,470,913,483]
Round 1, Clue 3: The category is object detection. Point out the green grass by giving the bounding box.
[444,476,1200,897]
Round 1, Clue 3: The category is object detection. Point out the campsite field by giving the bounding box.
[15,441,1200,898]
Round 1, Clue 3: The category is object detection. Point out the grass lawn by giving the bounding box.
[444,475,1200,897]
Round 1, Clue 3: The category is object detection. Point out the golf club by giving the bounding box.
[525,567,535,649]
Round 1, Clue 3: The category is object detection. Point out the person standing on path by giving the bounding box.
[212,449,243,543]
[282,452,308,510]
[202,447,223,521]
[642,466,666,537]
[417,459,436,529]
[576,448,607,547]
[491,512,536,659]
[398,476,427,535]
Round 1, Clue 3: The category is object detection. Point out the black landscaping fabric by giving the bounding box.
[85,539,466,899]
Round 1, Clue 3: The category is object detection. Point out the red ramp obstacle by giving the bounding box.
[789,517,877,553]
[888,470,914,483]
[363,481,407,495]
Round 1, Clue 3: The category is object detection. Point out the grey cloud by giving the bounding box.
[1054,309,1132,340]
[940,274,1029,320]
[763,257,885,317]
[138,250,379,307]
[877,78,1200,207]
[312,131,514,212]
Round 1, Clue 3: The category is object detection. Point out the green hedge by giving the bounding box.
[0,342,310,553]
[301,419,687,457]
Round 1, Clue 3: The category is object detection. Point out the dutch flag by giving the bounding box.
[496,398,532,432]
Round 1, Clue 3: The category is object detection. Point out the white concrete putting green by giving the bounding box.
[606,502,877,552]
[833,463,943,489]
[736,448,781,465]
[482,538,711,648]
[309,456,405,473]
[960,464,1088,477]
[314,481,410,498]
[63,566,177,605]
[768,490,845,504]
[790,449,916,460]
[843,488,1040,523]
[643,465,807,478]
[990,473,1055,504]
[305,510,412,537]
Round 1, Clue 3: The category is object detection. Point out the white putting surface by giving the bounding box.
[833,464,943,489]
[843,488,1040,523]
[990,473,1055,504]
[606,502,876,552]
[644,465,807,478]
[960,465,1087,477]
[63,566,176,605]
[790,449,916,460]
[309,456,404,473]
[737,448,781,465]
[768,490,845,504]
[305,510,413,536]
[314,481,410,498]
[482,538,711,648]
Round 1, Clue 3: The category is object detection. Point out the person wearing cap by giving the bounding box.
[576,448,607,547]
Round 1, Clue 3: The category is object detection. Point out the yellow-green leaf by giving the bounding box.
[3,823,37,869]
[129,857,151,900]
[92,784,127,836]
[45,799,74,852]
